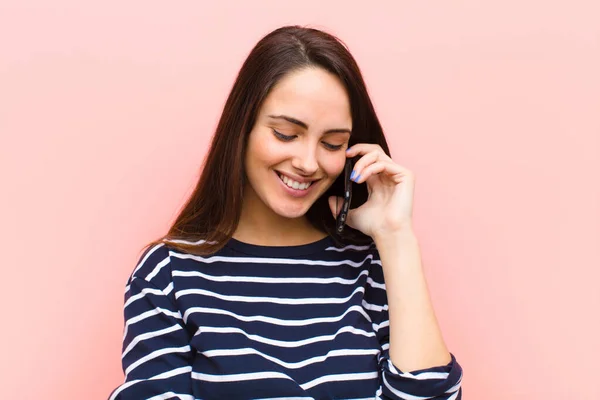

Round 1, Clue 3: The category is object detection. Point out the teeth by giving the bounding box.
[278,173,312,190]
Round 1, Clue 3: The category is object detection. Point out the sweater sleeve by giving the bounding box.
[108,244,194,400]
[363,245,464,399]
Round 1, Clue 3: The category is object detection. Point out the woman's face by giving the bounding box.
[244,66,352,220]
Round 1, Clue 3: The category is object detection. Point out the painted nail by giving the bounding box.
[350,170,356,180]
[355,174,361,182]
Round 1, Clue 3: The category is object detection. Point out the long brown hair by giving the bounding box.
[142,25,391,256]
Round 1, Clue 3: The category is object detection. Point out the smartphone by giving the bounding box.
[335,157,355,233]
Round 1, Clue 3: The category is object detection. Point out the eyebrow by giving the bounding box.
[267,114,352,135]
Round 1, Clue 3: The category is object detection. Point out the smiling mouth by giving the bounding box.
[276,172,318,191]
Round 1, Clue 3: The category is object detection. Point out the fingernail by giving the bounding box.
[346,147,352,152]
[350,170,356,180]
[354,174,361,182]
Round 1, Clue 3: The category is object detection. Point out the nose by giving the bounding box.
[291,146,319,176]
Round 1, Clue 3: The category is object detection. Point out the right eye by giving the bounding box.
[273,129,296,141]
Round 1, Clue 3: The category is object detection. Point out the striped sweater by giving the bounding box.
[109,235,463,399]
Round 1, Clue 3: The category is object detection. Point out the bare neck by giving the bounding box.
[234,188,327,247]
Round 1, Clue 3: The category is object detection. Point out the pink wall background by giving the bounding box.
[1,1,598,398]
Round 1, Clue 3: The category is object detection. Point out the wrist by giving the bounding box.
[372,226,417,245]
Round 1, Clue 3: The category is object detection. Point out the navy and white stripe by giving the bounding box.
[109,236,463,399]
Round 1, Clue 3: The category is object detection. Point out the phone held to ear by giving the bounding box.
[335,157,355,233]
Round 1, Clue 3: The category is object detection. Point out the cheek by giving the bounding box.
[251,131,287,162]
[262,140,286,159]
[321,156,346,178]
[246,132,276,168]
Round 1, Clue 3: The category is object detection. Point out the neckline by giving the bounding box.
[225,235,335,257]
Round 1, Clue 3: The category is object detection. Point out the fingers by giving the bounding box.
[347,145,386,182]
[352,160,405,184]
[350,151,380,181]
[346,143,411,184]
[346,143,389,162]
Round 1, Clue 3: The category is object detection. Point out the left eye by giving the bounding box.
[273,130,296,141]
[323,142,343,150]
[273,129,344,151]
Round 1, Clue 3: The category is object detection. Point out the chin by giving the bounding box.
[271,203,311,219]
[265,193,317,218]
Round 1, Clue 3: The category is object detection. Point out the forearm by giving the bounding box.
[373,229,451,372]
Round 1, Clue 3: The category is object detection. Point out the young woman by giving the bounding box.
[109,25,463,400]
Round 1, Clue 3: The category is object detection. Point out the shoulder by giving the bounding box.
[127,242,174,289]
